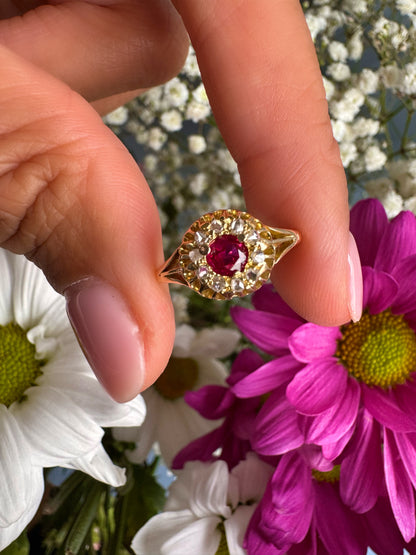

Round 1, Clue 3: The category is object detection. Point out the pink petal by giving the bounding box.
[252,283,301,320]
[364,496,406,555]
[375,211,416,274]
[232,355,302,398]
[227,348,265,386]
[340,410,383,513]
[288,324,341,363]
[362,267,399,315]
[395,431,416,490]
[350,199,388,267]
[231,306,299,355]
[314,481,367,555]
[362,386,416,432]
[384,428,415,542]
[286,359,347,416]
[302,378,360,445]
[185,386,233,420]
[391,255,416,314]
[322,424,356,461]
[253,391,303,455]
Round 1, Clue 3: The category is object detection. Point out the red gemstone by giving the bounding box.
[206,234,248,277]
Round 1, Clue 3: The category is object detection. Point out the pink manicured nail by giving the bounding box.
[65,279,145,401]
[347,232,363,323]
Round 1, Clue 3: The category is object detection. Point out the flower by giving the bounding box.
[231,199,416,541]
[0,250,145,549]
[114,324,240,466]
[131,454,273,555]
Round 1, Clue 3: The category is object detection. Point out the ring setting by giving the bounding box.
[159,209,300,299]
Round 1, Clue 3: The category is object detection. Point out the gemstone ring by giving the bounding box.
[158,209,301,299]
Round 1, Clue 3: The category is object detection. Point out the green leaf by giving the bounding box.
[64,482,104,555]
[2,532,30,555]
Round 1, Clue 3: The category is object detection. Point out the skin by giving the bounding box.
[0,0,351,401]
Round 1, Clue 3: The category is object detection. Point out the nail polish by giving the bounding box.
[64,278,145,401]
[347,232,363,323]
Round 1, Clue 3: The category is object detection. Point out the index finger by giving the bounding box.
[173,0,359,326]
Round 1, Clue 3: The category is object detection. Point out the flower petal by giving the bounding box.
[384,427,415,542]
[314,481,367,555]
[12,386,104,466]
[302,377,360,445]
[253,391,303,455]
[288,324,341,363]
[362,267,399,314]
[231,306,299,355]
[322,424,356,461]
[131,510,218,555]
[230,453,274,505]
[375,210,416,274]
[232,355,302,398]
[362,386,416,432]
[364,496,406,555]
[172,427,223,469]
[64,444,126,487]
[224,505,256,555]
[350,199,388,267]
[0,250,13,324]
[172,325,196,357]
[191,327,240,358]
[394,431,416,491]
[0,407,42,527]
[160,515,221,555]
[340,410,383,513]
[252,283,301,319]
[391,255,416,314]
[185,385,233,420]
[286,359,347,415]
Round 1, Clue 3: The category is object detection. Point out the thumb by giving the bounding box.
[0,45,174,402]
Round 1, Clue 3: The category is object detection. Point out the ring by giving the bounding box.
[159,209,300,300]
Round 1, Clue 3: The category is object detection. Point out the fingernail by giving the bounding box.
[64,278,145,401]
[347,232,363,323]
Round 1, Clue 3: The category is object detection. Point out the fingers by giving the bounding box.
[0,44,175,401]
[173,0,359,326]
[0,0,189,101]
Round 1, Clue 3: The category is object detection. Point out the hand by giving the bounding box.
[0,1,360,403]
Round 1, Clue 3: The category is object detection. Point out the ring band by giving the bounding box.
[159,209,300,300]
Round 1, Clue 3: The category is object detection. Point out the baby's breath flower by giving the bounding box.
[188,134,207,154]
[339,141,358,167]
[328,41,349,62]
[148,127,167,151]
[364,144,387,172]
[163,77,189,108]
[160,109,183,132]
[327,62,351,81]
[103,106,129,126]
[357,68,379,94]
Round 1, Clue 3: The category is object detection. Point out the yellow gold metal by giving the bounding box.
[158,209,300,299]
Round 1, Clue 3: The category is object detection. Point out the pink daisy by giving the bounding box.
[232,199,416,541]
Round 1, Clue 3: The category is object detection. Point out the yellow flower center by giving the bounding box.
[0,323,44,407]
[336,310,416,389]
[154,357,199,400]
[312,465,340,483]
[215,522,230,555]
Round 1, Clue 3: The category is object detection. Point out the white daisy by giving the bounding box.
[113,324,240,466]
[131,454,274,555]
[0,250,145,550]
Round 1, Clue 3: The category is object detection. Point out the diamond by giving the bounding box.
[198,266,209,279]
[206,234,249,277]
[230,218,245,234]
[246,269,259,282]
[210,220,223,232]
[231,278,245,293]
[212,276,226,292]
[195,230,207,245]
[245,228,259,243]
[252,250,266,264]
[189,248,204,263]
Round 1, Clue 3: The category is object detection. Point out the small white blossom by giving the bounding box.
[339,141,358,167]
[148,127,167,151]
[380,65,403,90]
[217,149,238,173]
[186,100,211,122]
[396,0,416,14]
[143,154,158,173]
[327,62,351,81]
[358,68,379,95]
[364,145,387,172]
[163,78,189,109]
[351,117,380,138]
[160,109,183,132]
[343,0,368,13]
[330,88,365,122]
[188,135,207,154]
[402,62,416,95]
[305,13,327,41]
[382,189,404,218]
[182,46,201,78]
[331,119,348,142]
[212,190,231,210]
[404,196,416,214]
[189,172,209,196]
[348,30,364,61]
[103,106,129,126]
[322,76,336,100]
[328,41,349,62]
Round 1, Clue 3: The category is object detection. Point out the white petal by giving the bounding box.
[63,444,126,487]
[172,324,196,357]
[197,358,228,387]
[131,511,220,555]
[230,453,274,504]
[11,386,103,466]
[0,464,44,551]
[166,461,231,519]
[11,254,60,330]
[0,250,13,324]
[161,515,221,555]
[224,505,256,555]
[0,407,43,526]
[41,372,145,427]
[191,327,240,358]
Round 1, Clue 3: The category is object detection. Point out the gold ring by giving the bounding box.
[159,209,300,300]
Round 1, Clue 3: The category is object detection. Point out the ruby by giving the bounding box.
[206,234,248,277]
